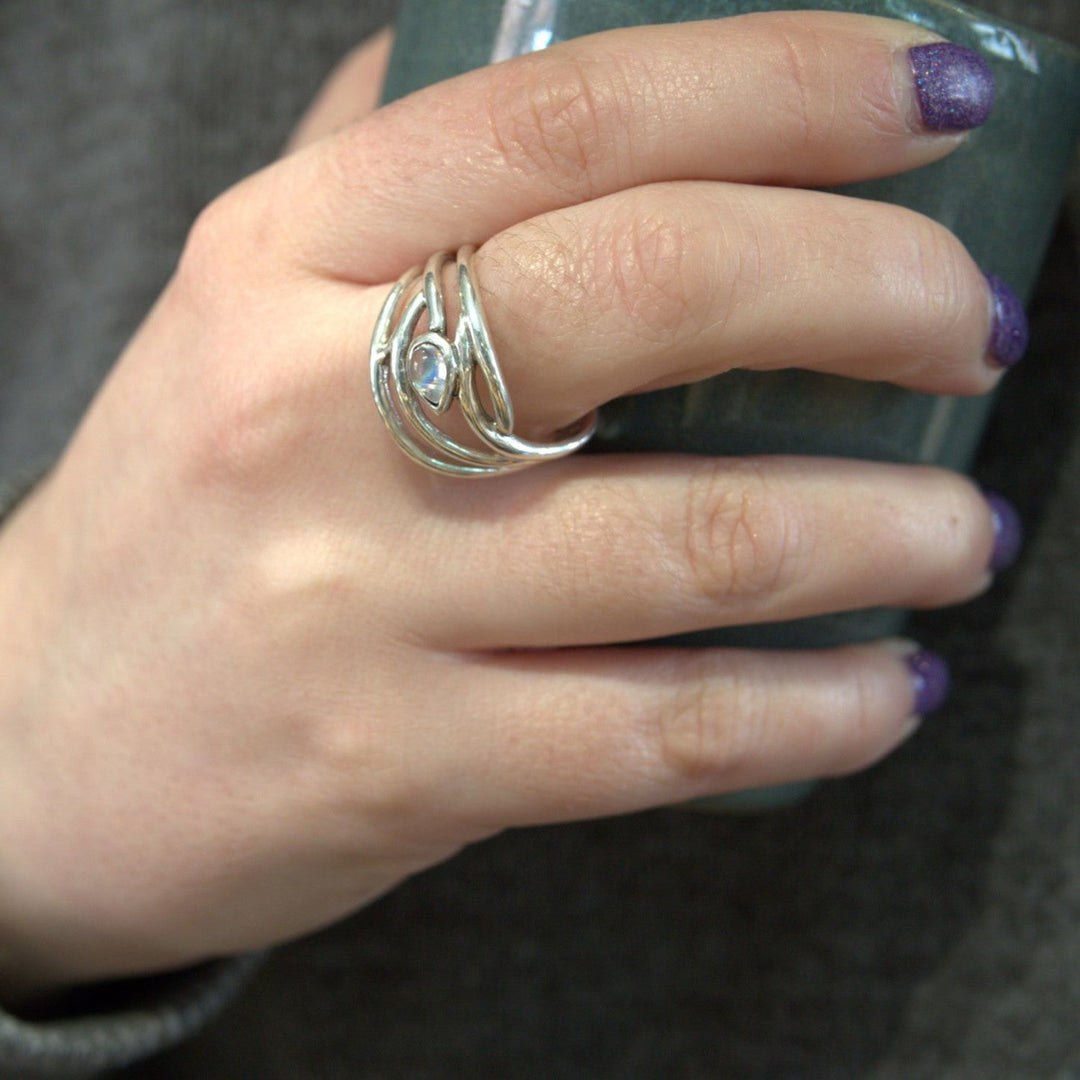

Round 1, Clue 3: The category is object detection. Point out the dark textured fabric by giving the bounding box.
[0,2,1078,1077]
[0,955,265,1079]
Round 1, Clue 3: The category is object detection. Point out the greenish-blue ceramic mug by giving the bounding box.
[383,1,1080,810]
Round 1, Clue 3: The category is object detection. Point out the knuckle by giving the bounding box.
[247,661,450,857]
[510,205,699,352]
[170,195,321,494]
[891,213,984,379]
[759,17,910,149]
[174,180,268,308]
[909,217,972,331]
[310,117,382,223]
[324,725,420,828]
[491,215,592,330]
[831,666,880,773]
[607,208,695,343]
[482,50,627,199]
[551,205,696,345]
[313,718,437,849]
[174,194,238,307]
[856,53,912,141]
[820,661,900,778]
[681,460,804,607]
[762,20,832,151]
[655,655,762,784]
[183,357,303,494]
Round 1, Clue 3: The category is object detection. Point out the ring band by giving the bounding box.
[370,247,597,477]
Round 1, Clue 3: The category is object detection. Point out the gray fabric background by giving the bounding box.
[1,1,1078,1076]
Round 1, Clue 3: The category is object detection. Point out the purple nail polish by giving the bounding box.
[909,43,996,132]
[907,650,950,716]
[985,273,1030,368]
[984,491,1023,572]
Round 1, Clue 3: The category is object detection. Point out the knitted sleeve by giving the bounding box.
[0,954,266,1078]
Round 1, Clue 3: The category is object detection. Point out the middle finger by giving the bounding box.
[467,179,1009,439]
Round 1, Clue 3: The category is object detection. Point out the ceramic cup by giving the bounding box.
[382,0,1080,809]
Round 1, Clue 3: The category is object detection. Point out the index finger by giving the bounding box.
[273,10,994,281]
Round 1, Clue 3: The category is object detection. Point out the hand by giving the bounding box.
[0,12,1013,993]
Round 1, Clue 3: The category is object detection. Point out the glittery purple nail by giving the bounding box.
[984,491,1023,572]
[985,273,1030,368]
[909,43,996,132]
[907,650,950,716]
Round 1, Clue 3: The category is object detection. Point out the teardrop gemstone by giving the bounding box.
[407,339,453,411]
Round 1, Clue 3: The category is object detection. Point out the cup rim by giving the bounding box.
[914,0,1080,63]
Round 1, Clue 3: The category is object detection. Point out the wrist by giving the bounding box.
[0,465,103,1003]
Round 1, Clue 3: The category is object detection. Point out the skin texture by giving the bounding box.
[0,12,1009,996]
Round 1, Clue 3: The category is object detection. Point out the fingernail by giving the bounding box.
[909,43,996,132]
[907,649,950,716]
[984,490,1023,572]
[984,273,1030,368]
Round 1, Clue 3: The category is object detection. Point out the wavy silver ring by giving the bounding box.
[369,246,597,477]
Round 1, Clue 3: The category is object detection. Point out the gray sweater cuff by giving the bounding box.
[0,953,267,1078]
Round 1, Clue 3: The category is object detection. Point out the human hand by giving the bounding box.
[0,12,1021,993]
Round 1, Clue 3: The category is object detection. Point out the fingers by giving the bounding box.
[411,456,996,651]
[276,12,994,280]
[283,27,394,155]
[428,642,926,828]
[470,181,1002,436]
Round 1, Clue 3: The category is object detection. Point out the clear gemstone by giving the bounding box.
[408,340,452,411]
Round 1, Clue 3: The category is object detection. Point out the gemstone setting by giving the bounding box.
[407,335,455,412]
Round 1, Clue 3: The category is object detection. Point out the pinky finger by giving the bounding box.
[439,641,947,829]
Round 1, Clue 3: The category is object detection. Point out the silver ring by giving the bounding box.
[369,246,597,477]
